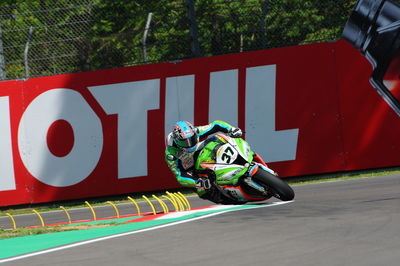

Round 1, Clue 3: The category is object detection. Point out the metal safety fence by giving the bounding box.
[0,0,355,81]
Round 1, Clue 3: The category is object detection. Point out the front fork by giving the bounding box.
[253,153,278,176]
[243,161,277,196]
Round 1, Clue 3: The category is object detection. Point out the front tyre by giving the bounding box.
[252,168,295,201]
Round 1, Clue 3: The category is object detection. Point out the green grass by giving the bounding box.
[286,166,400,185]
[0,188,191,216]
[0,223,121,239]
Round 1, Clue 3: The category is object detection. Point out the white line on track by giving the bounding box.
[0,201,292,264]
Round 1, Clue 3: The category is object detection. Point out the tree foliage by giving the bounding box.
[0,0,356,80]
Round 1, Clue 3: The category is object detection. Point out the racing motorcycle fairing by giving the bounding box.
[194,133,295,203]
[196,133,255,186]
[218,184,270,203]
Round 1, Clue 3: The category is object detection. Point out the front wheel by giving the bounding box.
[252,168,295,201]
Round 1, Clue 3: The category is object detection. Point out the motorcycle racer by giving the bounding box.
[165,120,242,203]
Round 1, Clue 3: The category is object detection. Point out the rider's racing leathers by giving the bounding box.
[164,120,240,204]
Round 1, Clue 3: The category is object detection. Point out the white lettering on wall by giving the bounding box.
[18,89,103,187]
[245,65,299,162]
[1,63,300,195]
[0,97,16,191]
[164,75,195,137]
[209,69,238,126]
[89,79,160,179]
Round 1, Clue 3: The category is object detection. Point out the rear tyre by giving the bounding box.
[252,168,295,201]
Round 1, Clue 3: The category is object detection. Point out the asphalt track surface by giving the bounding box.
[2,174,400,266]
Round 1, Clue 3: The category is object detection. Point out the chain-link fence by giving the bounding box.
[0,0,95,80]
[0,0,355,81]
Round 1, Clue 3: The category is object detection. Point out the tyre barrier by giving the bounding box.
[1,192,191,230]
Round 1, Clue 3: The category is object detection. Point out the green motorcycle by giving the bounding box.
[195,133,295,203]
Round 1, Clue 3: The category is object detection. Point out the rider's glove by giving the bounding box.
[196,178,211,190]
[228,127,242,138]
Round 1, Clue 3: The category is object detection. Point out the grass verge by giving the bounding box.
[0,188,191,216]
[286,166,400,185]
[0,224,120,239]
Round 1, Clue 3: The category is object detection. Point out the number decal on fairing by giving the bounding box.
[217,144,238,164]
[221,146,234,163]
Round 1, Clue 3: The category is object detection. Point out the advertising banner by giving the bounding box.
[1,41,399,206]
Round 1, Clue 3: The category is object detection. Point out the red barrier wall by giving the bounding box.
[0,40,399,206]
[334,41,400,170]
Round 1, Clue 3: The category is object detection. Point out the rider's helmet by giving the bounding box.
[172,121,199,152]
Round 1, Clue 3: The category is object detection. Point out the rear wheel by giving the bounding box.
[252,168,295,201]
